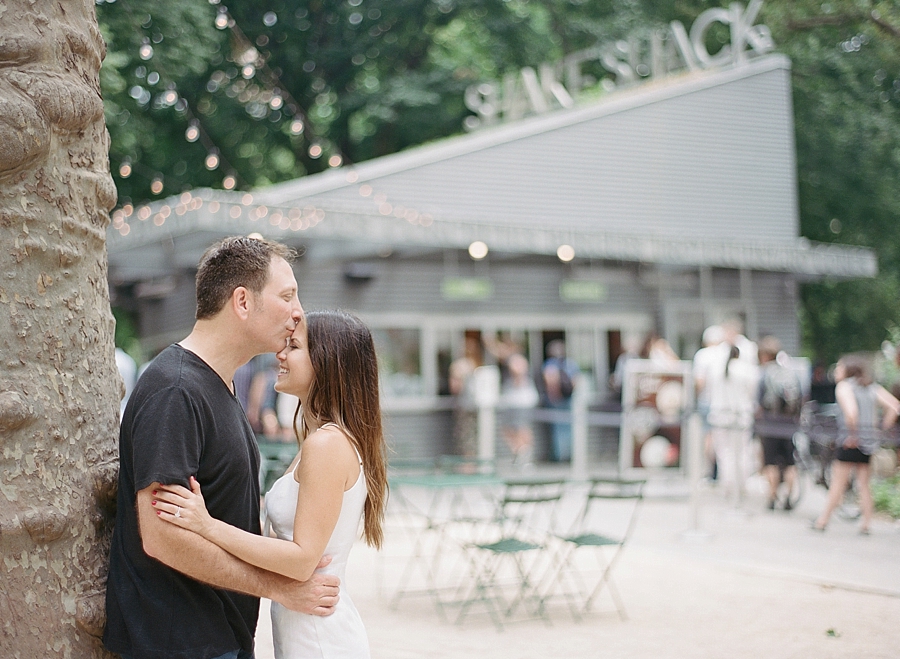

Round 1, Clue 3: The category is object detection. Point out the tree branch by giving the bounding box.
[870,10,900,39]
[785,10,900,41]
[786,14,864,31]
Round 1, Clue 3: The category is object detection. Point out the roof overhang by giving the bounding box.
[107,190,877,281]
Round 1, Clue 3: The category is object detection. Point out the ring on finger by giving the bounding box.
[175,507,181,518]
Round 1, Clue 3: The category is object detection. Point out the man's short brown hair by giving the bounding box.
[195,236,296,320]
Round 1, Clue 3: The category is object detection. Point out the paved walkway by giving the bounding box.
[255,474,900,658]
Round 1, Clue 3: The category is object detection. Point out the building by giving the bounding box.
[107,54,876,465]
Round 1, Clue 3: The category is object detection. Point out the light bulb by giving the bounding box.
[557,244,575,262]
[468,241,488,260]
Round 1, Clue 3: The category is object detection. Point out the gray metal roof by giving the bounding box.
[107,54,876,280]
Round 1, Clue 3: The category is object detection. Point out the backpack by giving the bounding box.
[558,363,575,398]
[760,363,802,417]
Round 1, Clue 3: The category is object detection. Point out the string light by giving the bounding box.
[468,241,489,260]
[150,177,164,194]
[205,151,220,170]
[119,160,132,178]
[112,3,410,212]
[557,244,575,262]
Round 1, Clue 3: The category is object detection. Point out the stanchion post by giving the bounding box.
[681,411,712,540]
[473,365,500,465]
[570,375,589,481]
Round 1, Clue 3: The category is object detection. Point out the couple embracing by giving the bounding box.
[103,236,388,659]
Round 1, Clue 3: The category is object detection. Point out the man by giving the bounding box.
[104,236,339,659]
[542,339,579,462]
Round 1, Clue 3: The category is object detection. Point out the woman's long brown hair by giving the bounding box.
[294,310,388,548]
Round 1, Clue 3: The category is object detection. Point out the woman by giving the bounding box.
[153,310,388,658]
[499,352,540,467]
[707,343,759,507]
[812,355,898,534]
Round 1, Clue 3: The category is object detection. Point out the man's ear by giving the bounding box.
[231,286,252,320]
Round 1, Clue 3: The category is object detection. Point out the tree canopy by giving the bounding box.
[97,0,900,364]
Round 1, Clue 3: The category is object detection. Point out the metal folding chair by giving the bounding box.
[548,477,645,621]
[256,440,297,491]
[455,478,566,630]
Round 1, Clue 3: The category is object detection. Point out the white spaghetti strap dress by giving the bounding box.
[264,433,370,659]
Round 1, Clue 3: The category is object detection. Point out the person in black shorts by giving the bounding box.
[104,236,340,659]
[812,355,900,534]
[755,337,803,511]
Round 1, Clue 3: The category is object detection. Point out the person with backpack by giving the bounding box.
[542,339,580,462]
[755,336,804,511]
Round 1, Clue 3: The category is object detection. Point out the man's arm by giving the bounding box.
[137,484,339,616]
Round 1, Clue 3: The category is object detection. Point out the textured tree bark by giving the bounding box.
[0,1,119,656]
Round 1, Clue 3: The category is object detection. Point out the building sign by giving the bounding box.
[441,277,493,300]
[464,0,774,129]
[560,280,607,302]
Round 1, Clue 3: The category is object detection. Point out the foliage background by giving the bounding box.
[96,0,900,365]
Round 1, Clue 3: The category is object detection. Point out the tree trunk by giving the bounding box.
[0,1,120,656]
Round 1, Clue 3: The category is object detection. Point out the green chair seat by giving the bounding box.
[476,537,541,553]
[560,533,620,547]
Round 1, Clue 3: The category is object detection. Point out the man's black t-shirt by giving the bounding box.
[103,345,262,659]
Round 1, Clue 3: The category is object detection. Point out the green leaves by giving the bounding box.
[97,0,900,363]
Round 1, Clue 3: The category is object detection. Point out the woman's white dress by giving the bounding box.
[264,445,370,659]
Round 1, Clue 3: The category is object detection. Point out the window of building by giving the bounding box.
[372,327,423,397]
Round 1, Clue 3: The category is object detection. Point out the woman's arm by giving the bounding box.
[875,385,900,430]
[154,429,355,583]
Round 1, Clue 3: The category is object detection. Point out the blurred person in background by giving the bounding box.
[640,332,680,365]
[449,335,482,459]
[721,317,758,365]
[248,354,294,440]
[693,325,725,480]
[755,337,804,511]
[610,334,642,404]
[813,355,899,534]
[707,341,759,507]
[501,352,540,468]
[542,339,580,462]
